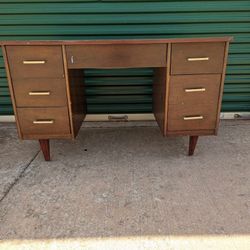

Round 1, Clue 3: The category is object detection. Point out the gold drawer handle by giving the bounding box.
[183,115,204,121]
[185,88,206,93]
[33,120,54,124]
[187,57,209,62]
[29,91,51,96]
[23,60,46,65]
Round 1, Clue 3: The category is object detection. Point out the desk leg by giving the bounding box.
[39,139,50,161]
[188,136,199,156]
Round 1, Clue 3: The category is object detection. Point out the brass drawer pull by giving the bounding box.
[187,57,209,62]
[185,88,206,93]
[33,120,54,124]
[183,115,204,121]
[23,60,46,65]
[29,91,51,96]
[108,115,128,121]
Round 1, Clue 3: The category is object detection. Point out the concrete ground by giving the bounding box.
[0,120,249,250]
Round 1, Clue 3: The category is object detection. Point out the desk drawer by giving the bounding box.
[17,107,71,137]
[171,42,225,74]
[66,44,167,68]
[13,78,68,107]
[169,74,221,105]
[168,104,217,131]
[6,46,65,79]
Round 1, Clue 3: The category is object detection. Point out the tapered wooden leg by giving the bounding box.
[188,136,199,156]
[39,139,50,161]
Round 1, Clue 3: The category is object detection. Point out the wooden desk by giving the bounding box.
[1,37,233,160]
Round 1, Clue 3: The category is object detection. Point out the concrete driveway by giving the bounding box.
[0,120,249,249]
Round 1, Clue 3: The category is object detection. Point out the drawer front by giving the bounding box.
[169,74,221,105]
[17,107,71,137]
[13,78,68,107]
[6,46,65,79]
[66,44,167,68]
[171,42,225,74]
[168,104,218,131]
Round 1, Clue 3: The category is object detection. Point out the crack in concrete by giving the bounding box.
[0,150,40,204]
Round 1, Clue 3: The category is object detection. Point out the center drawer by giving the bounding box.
[12,78,68,107]
[66,44,167,68]
[17,107,71,138]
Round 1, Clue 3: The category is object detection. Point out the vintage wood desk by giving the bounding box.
[1,37,232,161]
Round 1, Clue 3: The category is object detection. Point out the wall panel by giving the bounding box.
[0,0,249,114]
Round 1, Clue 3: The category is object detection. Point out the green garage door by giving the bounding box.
[0,0,250,115]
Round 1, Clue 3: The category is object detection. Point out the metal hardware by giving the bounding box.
[108,115,128,122]
[29,91,51,96]
[33,120,54,124]
[187,57,209,62]
[183,115,204,121]
[23,60,46,65]
[185,88,206,93]
[71,56,74,64]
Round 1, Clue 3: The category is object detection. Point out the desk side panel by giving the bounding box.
[67,69,86,137]
[153,67,167,134]
[2,45,22,138]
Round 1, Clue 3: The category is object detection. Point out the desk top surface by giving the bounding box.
[0,37,233,46]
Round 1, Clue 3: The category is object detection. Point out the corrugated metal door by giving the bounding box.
[0,0,250,115]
